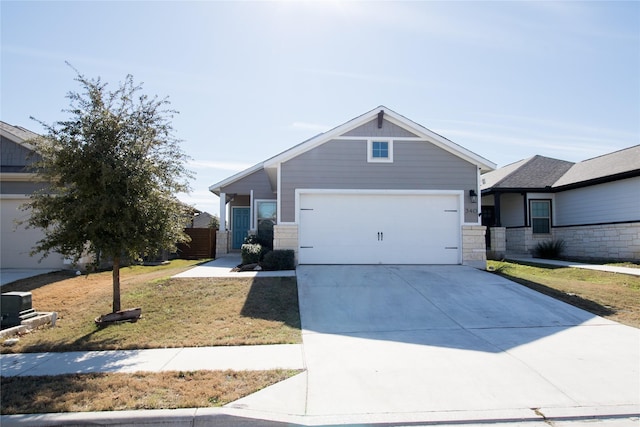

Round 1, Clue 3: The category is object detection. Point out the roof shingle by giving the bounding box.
[481,155,574,190]
[553,145,640,188]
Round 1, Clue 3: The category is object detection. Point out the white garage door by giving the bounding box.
[298,192,461,264]
[1,199,66,269]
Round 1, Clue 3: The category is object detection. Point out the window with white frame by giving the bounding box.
[367,139,393,163]
[530,200,551,234]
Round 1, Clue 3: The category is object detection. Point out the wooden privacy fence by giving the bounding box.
[177,228,216,259]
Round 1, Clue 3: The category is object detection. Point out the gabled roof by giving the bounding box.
[552,145,640,188]
[481,155,574,191]
[480,157,530,189]
[481,145,640,193]
[209,106,496,194]
[208,162,264,195]
[0,121,41,174]
[262,106,495,171]
[0,121,39,151]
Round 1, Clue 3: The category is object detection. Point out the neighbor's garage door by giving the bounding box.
[1,199,66,269]
[298,193,461,264]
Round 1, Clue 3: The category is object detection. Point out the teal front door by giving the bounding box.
[232,207,250,249]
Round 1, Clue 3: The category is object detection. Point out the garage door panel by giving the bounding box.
[1,199,66,269]
[298,193,461,265]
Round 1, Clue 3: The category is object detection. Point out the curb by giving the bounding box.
[2,405,639,427]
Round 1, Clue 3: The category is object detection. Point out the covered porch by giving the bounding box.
[210,165,278,255]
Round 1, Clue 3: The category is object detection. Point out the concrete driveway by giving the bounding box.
[0,269,59,287]
[230,264,639,424]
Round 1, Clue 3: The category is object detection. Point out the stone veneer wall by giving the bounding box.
[505,227,529,254]
[553,222,640,261]
[273,224,299,262]
[504,223,639,261]
[215,230,229,256]
[505,227,560,255]
[488,227,506,259]
[462,225,487,269]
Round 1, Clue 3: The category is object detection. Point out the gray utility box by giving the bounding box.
[1,291,38,328]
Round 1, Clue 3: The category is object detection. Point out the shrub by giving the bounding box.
[244,233,272,250]
[241,243,265,265]
[257,220,274,250]
[533,239,566,259]
[243,234,260,245]
[261,250,295,271]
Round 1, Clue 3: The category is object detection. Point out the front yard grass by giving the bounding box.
[0,260,303,415]
[1,369,302,414]
[1,260,301,353]
[489,260,640,328]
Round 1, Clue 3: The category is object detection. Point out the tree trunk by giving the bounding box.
[112,256,121,313]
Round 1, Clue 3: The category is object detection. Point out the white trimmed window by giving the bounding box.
[367,139,393,163]
[256,200,276,231]
[530,200,551,234]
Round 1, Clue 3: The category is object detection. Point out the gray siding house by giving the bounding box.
[0,122,67,269]
[481,145,640,261]
[209,106,496,268]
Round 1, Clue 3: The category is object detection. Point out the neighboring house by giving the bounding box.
[209,106,496,268]
[192,211,216,229]
[0,121,68,269]
[185,211,217,229]
[481,145,640,261]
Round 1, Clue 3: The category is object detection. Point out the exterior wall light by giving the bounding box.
[469,189,478,203]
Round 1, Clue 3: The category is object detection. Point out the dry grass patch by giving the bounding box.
[0,369,301,414]
[1,261,301,353]
[489,260,640,328]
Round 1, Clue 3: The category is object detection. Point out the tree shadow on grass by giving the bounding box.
[494,272,616,318]
[15,325,124,354]
[240,277,301,330]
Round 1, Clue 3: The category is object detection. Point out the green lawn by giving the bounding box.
[1,261,301,353]
[489,260,640,328]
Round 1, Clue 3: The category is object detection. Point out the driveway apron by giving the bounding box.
[292,265,639,418]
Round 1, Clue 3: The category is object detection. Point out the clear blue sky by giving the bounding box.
[2,1,638,215]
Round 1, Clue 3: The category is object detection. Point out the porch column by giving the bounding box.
[216,192,229,256]
[462,225,487,270]
[250,189,255,232]
[219,192,226,231]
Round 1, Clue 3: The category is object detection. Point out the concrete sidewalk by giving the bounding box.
[0,344,304,376]
[172,254,296,278]
[505,255,640,276]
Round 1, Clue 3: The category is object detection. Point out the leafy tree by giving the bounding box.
[24,67,192,314]
[208,214,220,229]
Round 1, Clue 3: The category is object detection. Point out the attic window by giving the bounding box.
[367,139,393,163]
